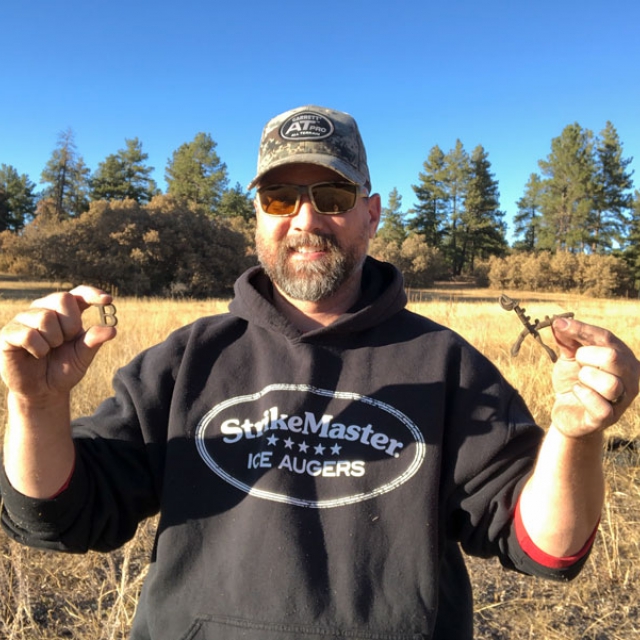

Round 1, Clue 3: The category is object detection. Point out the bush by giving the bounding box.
[472,260,490,287]
[487,251,633,297]
[0,196,256,297]
[369,232,448,287]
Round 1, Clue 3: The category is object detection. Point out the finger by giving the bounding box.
[29,288,113,342]
[51,287,113,334]
[574,345,620,374]
[28,292,85,343]
[577,366,625,403]
[571,382,616,426]
[575,342,640,403]
[74,325,117,369]
[551,317,582,360]
[83,325,117,350]
[552,317,620,351]
[1,286,115,360]
[7,309,66,356]
[0,318,55,359]
[68,285,113,310]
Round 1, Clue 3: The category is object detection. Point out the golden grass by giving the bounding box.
[1,288,639,638]
[0,275,74,300]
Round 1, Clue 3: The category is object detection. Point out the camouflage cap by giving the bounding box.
[248,105,371,192]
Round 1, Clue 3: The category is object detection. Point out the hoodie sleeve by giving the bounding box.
[0,334,183,553]
[440,338,591,581]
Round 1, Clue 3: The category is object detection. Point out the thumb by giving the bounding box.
[76,325,117,368]
[551,317,581,360]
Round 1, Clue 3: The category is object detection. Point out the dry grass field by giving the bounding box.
[0,278,639,639]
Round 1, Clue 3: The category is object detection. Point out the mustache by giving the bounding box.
[284,232,339,251]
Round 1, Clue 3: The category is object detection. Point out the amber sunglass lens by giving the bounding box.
[312,184,357,213]
[260,186,298,215]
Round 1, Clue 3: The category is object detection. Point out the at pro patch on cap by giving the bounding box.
[280,112,335,141]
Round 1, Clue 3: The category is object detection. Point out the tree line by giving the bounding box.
[371,121,638,294]
[0,128,254,229]
[1,121,638,297]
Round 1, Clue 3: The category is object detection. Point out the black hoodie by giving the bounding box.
[1,258,587,639]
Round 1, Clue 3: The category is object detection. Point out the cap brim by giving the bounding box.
[247,154,369,191]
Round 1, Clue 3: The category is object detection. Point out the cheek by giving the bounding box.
[352,215,375,244]
[256,214,289,240]
[347,205,378,242]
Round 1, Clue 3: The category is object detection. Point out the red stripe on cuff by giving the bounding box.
[514,498,598,569]
[47,461,76,499]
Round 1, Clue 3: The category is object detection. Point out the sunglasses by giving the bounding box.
[256,182,369,216]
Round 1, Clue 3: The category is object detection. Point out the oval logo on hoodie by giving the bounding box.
[195,384,425,508]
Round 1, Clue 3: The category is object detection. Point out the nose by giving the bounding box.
[291,194,324,232]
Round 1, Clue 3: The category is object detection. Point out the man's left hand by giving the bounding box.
[550,317,640,438]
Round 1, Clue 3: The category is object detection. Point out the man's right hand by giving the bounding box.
[1,286,117,498]
[0,285,117,402]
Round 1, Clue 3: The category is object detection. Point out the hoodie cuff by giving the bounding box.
[514,498,598,569]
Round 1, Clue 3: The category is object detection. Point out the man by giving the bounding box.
[1,105,638,639]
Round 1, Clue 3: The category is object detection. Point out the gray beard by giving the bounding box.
[256,232,362,302]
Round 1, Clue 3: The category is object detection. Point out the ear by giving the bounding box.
[367,193,382,238]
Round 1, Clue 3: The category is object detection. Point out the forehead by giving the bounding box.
[258,163,348,187]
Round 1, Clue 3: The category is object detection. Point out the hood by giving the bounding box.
[228,256,407,341]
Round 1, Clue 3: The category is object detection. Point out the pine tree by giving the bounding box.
[622,190,640,293]
[165,132,228,216]
[460,145,507,271]
[441,140,470,275]
[591,121,634,252]
[91,138,158,203]
[410,145,447,246]
[90,155,124,201]
[514,173,545,251]
[0,164,37,231]
[40,128,90,218]
[217,182,254,221]
[538,123,596,252]
[377,188,407,245]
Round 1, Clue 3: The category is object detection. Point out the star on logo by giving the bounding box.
[314,443,325,456]
[283,437,294,449]
[267,435,279,446]
[298,441,309,453]
[330,443,342,455]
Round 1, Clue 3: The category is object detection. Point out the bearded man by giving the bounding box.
[1,105,638,640]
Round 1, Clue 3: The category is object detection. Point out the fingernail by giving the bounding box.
[553,317,570,330]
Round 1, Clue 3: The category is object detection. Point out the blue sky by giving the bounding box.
[2,1,638,241]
